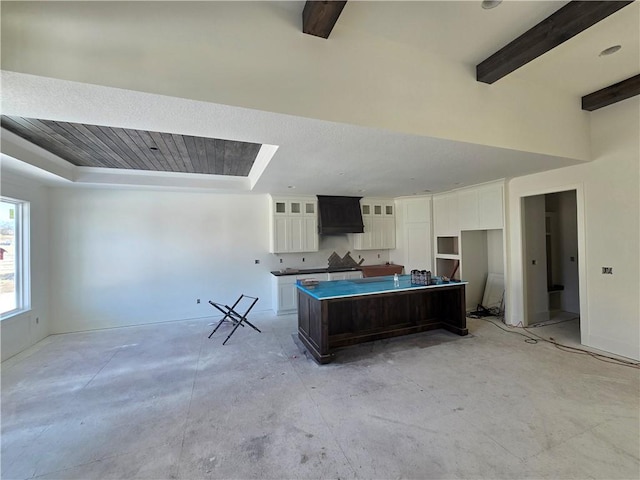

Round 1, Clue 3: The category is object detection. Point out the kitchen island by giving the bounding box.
[297,275,468,364]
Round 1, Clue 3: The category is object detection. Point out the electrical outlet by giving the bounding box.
[280,258,283,263]
[570,256,575,262]
[302,257,305,262]
[377,254,380,258]
[532,259,537,265]
[36,317,39,324]
[197,298,201,304]
[254,259,260,264]
[602,267,613,274]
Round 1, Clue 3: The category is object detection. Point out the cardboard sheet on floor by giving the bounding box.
[482,273,504,311]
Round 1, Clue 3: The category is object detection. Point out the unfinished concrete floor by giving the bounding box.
[2,312,639,479]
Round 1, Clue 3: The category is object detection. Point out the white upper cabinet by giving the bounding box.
[393,196,433,272]
[457,183,504,231]
[477,184,504,230]
[433,192,459,236]
[435,182,504,234]
[269,196,319,253]
[351,198,396,250]
[457,189,480,231]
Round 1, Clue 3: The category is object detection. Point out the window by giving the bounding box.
[0,197,30,318]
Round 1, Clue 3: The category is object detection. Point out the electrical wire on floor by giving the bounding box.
[469,312,640,369]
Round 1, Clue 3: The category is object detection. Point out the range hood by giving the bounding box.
[317,195,364,235]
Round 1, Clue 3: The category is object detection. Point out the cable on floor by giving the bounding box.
[471,316,640,369]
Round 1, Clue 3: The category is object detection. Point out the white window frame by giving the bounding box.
[0,196,31,319]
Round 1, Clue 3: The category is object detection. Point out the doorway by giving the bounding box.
[523,190,580,343]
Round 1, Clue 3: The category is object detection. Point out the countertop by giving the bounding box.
[270,266,360,277]
[296,274,466,300]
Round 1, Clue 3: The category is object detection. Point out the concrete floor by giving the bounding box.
[2,312,639,480]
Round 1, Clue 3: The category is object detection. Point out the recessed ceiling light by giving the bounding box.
[481,0,502,10]
[599,45,622,56]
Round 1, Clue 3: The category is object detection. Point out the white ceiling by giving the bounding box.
[1,1,638,197]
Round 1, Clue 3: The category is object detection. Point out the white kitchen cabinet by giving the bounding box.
[351,198,396,250]
[457,183,504,231]
[433,193,459,236]
[391,197,433,272]
[272,272,329,315]
[457,189,480,231]
[274,275,297,314]
[269,196,319,253]
[327,270,363,281]
[478,184,504,230]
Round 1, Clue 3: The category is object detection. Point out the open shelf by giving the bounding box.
[436,236,459,255]
[436,257,461,280]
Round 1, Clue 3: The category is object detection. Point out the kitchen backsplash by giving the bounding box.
[267,234,390,270]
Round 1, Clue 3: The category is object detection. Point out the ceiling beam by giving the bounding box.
[302,1,347,39]
[581,74,640,111]
[476,1,634,84]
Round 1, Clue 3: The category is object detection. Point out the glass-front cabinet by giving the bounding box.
[350,198,396,250]
[269,196,318,253]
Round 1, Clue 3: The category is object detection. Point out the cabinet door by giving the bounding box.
[458,189,479,231]
[357,217,373,250]
[277,280,297,313]
[406,222,432,271]
[382,216,396,249]
[289,217,305,252]
[478,185,504,229]
[303,217,319,252]
[272,217,289,253]
[404,198,430,223]
[433,193,459,236]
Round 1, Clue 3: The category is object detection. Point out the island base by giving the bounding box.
[298,283,467,364]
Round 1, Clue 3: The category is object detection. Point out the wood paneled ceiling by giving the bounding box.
[0,116,261,176]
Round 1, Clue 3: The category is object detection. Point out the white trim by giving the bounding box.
[507,183,587,340]
[0,196,31,319]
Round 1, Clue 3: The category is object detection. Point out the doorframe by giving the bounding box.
[506,183,588,344]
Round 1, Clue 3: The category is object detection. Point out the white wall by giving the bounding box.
[506,97,640,360]
[0,170,50,361]
[48,188,277,333]
[1,1,590,162]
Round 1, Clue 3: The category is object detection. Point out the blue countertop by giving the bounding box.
[296,274,466,300]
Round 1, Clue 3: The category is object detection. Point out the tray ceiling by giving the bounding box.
[0,116,261,176]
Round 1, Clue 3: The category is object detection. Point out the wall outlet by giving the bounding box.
[302,257,305,262]
[35,317,39,324]
[377,253,380,258]
[532,259,537,265]
[197,298,201,304]
[602,267,613,274]
[280,258,283,263]
[570,256,575,262]
[254,259,260,264]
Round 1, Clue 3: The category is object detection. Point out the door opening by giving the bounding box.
[523,190,580,344]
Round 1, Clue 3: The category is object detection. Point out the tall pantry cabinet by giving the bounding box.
[432,181,506,310]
